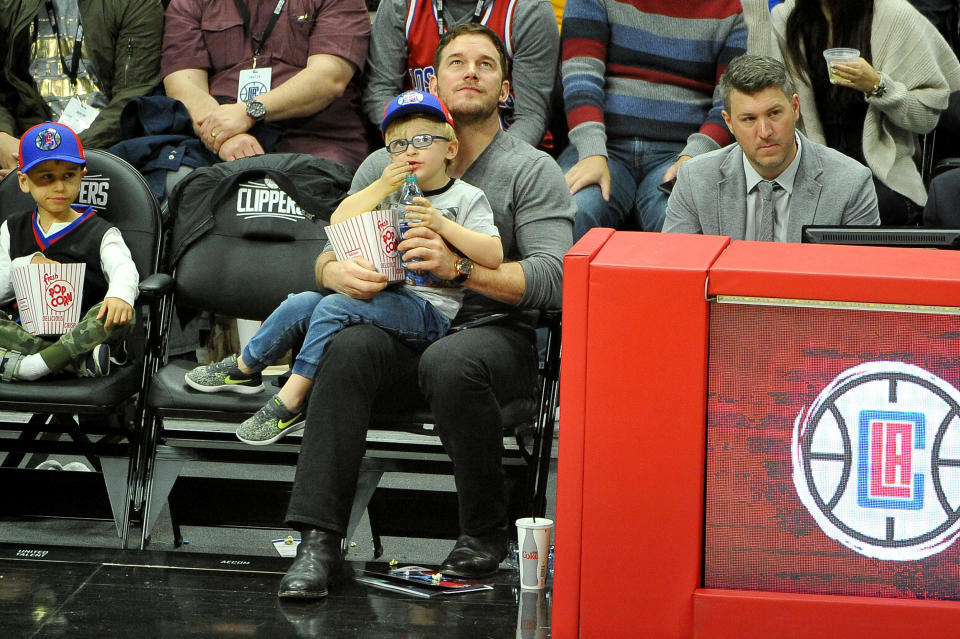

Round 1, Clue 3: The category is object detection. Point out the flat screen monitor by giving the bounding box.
[802,225,960,249]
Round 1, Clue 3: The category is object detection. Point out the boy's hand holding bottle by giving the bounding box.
[404,197,448,237]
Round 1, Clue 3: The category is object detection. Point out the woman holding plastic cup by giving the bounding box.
[753,0,960,224]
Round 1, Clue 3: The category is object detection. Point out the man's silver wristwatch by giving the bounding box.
[245,100,267,122]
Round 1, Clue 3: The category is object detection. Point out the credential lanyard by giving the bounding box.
[43,0,84,84]
[433,0,487,36]
[232,0,287,67]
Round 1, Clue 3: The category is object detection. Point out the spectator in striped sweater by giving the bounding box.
[559,0,747,239]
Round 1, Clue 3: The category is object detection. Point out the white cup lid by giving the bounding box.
[516,517,554,529]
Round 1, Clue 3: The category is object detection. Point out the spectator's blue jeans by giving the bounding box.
[558,137,685,240]
[242,288,450,380]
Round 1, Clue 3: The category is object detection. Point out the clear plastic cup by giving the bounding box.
[822,48,860,84]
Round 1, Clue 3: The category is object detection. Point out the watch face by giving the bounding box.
[454,258,472,282]
[246,100,266,121]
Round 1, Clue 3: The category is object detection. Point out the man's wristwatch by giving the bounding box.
[245,100,267,123]
[453,257,473,283]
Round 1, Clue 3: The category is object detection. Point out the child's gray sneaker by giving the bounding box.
[236,395,305,445]
[185,354,264,394]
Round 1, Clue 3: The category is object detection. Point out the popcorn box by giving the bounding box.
[326,209,405,282]
[11,263,86,336]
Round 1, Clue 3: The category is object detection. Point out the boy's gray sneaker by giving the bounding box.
[77,344,111,378]
[236,395,305,445]
[185,354,264,394]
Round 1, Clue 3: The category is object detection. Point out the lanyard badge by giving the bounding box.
[43,1,99,131]
[232,0,285,101]
[432,0,487,36]
[238,68,272,103]
[43,0,84,83]
[232,0,287,68]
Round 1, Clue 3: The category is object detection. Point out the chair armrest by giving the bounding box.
[539,308,561,329]
[138,273,174,300]
[448,312,511,333]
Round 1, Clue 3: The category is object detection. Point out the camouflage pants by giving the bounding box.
[0,302,133,374]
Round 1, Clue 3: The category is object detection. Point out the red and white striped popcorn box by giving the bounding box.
[11,262,86,336]
[326,209,405,282]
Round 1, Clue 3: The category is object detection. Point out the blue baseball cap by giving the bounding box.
[19,121,86,173]
[381,90,455,134]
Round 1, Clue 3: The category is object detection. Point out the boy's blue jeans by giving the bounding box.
[241,288,451,380]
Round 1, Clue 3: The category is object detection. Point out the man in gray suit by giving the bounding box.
[663,54,880,241]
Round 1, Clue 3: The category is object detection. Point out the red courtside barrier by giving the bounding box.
[556,234,960,638]
[554,227,615,638]
[555,231,729,638]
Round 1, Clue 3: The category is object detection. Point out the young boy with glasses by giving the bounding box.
[184,90,502,445]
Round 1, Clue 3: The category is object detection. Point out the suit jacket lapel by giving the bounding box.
[718,147,747,240]
[786,134,824,242]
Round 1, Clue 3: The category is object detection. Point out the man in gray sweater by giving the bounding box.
[362,0,559,148]
[278,23,574,599]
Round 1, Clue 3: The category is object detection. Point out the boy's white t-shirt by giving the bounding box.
[384,178,498,319]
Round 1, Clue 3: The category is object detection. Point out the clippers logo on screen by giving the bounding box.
[792,362,960,560]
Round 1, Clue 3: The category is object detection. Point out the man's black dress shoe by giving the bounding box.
[439,528,509,578]
[278,528,343,599]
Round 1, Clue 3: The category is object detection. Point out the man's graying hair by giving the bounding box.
[719,54,798,112]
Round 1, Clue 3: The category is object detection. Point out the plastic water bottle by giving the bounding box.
[505,539,520,570]
[397,173,426,286]
[395,174,438,286]
[396,174,423,251]
[397,174,423,219]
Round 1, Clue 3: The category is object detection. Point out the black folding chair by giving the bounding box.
[0,150,165,547]
[137,173,328,548]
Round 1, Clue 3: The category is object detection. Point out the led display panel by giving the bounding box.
[704,300,960,599]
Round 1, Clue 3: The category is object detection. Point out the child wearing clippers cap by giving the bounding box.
[0,122,138,381]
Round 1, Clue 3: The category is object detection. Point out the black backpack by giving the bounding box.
[167,153,352,269]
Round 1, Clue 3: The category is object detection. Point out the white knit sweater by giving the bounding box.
[741,0,773,55]
[748,0,960,205]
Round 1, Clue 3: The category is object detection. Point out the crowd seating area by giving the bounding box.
[1,0,959,556]
[0,147,560,550]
